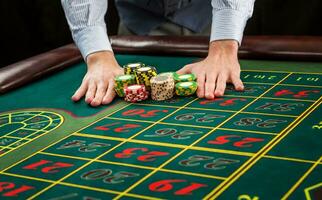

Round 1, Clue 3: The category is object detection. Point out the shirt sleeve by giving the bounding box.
[210,0,255,44]
[61,0,112,60]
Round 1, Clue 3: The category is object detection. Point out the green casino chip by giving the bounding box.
[114,74,137,97]
[174,73,197,82]
[175,81,198,96]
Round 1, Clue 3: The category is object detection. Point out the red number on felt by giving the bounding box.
[23,159,74,173]
[114,148,169,162]
[138,151,169,162]
[114,124,141,133]
[114,148,148,158]
[149,180,207,195]
[234,138,264,148]
[208,135,240,145]
[95,123,141,133]
[0,182,34,197]
[95,122,120,131]
[122,109,168,118]
[208,135,264,148]
[199,98,223,105]
[199,98,246,106]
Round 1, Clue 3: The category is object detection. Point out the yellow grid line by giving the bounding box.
[113,73,294,200]
[263,155,318,165]
[135,101,301,118]
[105,116,286,135]
[217,127,277,136]
[0,172,162,200]
[224,95,316,102]
[75,132,254,157]
[0,135,32,140]
[243,82,322,89]
[304,182,322,200]
[8,113,12,123]
[281,156,322,199]
[27,98,200,199]
[207,96,322,199]
[38,151,226,180]
[241,69,322,75]
[0,112,63,158]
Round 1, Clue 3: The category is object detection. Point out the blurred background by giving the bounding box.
[0,0,321,67]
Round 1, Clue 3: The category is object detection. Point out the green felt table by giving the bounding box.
[0,36,322,200]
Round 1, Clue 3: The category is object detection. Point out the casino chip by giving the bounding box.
[135,66,157,91]
[114,74,136,97]
[151,74,175,101]
[123,62,145,75]
[174,73,197,82]
[175,81,198,96]
[124,84,149,102]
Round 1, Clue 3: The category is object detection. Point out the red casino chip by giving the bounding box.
[124,85,149,102]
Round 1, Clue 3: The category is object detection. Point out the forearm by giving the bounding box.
[210,0,255,45]
[61,0,112,61]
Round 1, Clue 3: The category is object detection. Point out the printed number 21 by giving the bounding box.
[23,159,74,173]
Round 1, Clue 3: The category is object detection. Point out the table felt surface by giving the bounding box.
[0,54,321,200]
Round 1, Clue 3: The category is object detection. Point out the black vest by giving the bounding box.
[115,0,212,35]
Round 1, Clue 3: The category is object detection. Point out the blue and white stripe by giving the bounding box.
[61,0,255,60]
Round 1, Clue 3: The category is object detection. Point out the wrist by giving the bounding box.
[86,51,118,69]
[208,40,238,58]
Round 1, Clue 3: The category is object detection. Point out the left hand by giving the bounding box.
[176,40,244,99]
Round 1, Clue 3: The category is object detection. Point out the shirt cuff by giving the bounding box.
[73,25,112,61]
[210,9,248,45]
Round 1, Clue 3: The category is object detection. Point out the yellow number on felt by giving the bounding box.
[312,121,322,130]
[238,194,259,200]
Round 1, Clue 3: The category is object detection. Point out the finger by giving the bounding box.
[85,82,97,104]
[214,74,227,97]
[72,81,88,102]
[205,73,217,99]
[176,64,193,75]
[231,74,244,91]
[91,83,108,107]
[102,80,116,105]
[196,72,206,98]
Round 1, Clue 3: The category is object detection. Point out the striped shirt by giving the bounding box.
[61,0,255,60]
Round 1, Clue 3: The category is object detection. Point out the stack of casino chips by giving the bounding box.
[174,73,198,96]
[150,73,175,101]
[123,62,144,75]
[124,84,149,102]
[135,66,157,91]
[114,74,136,97]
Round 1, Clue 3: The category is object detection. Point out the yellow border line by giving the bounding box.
[263,155,318,165]
[0,104,132,175]
[206,97,321,199]
[281,156,322,199]
[241,69,322,75]
[243,82,322,89]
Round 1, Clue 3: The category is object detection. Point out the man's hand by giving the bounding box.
[177,40,244,99]
[71,51,123,107]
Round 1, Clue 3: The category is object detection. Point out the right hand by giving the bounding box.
[71,51,123,107]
